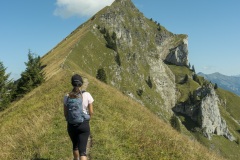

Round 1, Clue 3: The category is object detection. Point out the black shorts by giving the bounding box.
[67,120,90,156]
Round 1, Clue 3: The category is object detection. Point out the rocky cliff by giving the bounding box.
[173,84,235,141]
[91,0,189,116]
[200,88,235,141]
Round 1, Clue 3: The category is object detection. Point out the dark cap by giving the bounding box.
[71,74,83,87]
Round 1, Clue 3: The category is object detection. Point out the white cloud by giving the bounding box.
[54,0,115,18]
[202,66,215,71]
[200,65,217,74]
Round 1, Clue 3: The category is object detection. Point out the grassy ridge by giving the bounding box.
[0,1,235,158]
[0,66,225,159]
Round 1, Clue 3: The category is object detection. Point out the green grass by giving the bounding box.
[0,72,72,159]
[192,131,240,160]
[0,63,225,160]
[216,88,240,121]
[0,43,225,160]
[1,1,238,159]
[167,64,200,102]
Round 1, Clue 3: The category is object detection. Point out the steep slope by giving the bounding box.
[42,0,189,122]
[198,72,240,96]
[1,0,240,159]
[0,68,224,159]
[45,0,239,149]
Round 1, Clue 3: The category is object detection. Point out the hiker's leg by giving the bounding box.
[68,124,80,160]
[73,149,80,160]
[80,155,87,160]
[78,121,90,160]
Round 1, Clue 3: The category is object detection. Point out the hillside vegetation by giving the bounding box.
[0,66,225,160]
[0,12,225,158]
[167,64,240,160]
[1,0,240,159]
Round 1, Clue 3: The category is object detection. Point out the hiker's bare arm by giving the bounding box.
[64,105,68,120]
[88,103,93,118]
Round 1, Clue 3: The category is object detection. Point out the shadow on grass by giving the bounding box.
[31,153,50,160]
[175,112,200,131]
[237,130,240,134]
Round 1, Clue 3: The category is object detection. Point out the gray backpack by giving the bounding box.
[66,92,90,124]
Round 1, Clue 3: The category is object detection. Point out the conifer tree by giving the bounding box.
[100,27,106,34]
[146,76,153,88]
[115,52,121,66]
[170,115,181,132]
[192,65,195,73]
[188,91,198,103]
[183,74,188,83]
[137,89,143,97]
[100,28,121,66]
[0,61,14,110]
[96,68,107,83]
[193,73,200,85]
[188,62,191,69]
[112,31,117,41]
[157,23,161,31]
[15,50,44,98]
[105,31,117,52]
[214,83,218,89]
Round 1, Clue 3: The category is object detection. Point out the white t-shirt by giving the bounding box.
[63,91,94,114]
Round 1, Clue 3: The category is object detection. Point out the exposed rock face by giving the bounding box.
[200,87,235,141]
[146,56,176,111]
[165,38,188,66]
[94,0,186,114]
[173,85,235,141]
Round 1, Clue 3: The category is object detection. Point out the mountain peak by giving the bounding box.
[198,72,224,76]
[12,1,239,159]
[210,72,223,76]
[114,0,133,4]
[110,0,137,10]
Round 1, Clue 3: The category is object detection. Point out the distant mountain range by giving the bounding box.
[198,72,240,96]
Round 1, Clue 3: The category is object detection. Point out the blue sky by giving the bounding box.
[0,0,239,80]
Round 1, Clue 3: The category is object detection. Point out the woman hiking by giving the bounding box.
[63,74,94,160]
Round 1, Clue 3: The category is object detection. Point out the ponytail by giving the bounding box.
[72,86,80,93]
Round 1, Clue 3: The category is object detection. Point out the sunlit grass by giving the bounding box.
[0,67,225,160]
[0,3,235,159]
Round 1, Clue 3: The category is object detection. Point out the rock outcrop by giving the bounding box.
[165,38,188,66]
[173,84,235,141]
[200,90,235,141]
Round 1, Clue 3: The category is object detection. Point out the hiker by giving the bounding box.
[63,74,94,160]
